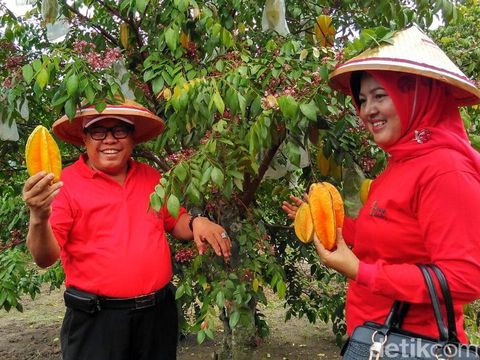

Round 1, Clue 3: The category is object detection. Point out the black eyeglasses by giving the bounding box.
[84,125,134,141]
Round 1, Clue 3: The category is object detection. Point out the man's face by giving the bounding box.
[82,118,135,176]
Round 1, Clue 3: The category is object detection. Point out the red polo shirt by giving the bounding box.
[50,154,186,297]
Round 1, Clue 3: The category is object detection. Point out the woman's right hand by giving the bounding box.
[22,172,63,222]
[281,194,308,220]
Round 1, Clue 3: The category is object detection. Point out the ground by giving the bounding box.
[0,286,342,360]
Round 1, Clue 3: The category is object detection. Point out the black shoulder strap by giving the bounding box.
[418,264,449,342]
[427,264,459,342]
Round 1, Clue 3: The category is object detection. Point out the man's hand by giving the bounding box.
[313,228,359,280]
[23,172,63,222]
[191,217,231,260]
[22,172,62,268]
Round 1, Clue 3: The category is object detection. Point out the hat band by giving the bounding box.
[339,57,475,86]
[83,115,134,129]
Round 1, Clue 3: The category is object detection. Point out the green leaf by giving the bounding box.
[173,162,188,182]
[150,192,162,212]
[212,91,225,115]
[285,142,301,167]
[299,48,308,61]
[276,280,286,299]
[167,194,180,218]
[35,68,49,90]
[22,64,34,84]
[215,60,224,72]
[165,27,178,52]
[210,167,224,187]
[152,77,164,95]
[135,0,147,14]
[175,284,185,299]
[300,101,318,121]
[229,310,240,328]
[238,93,246,118]
[174,0,189,12]
[228,170,243,180]
[64,98,76,119]
[185,183,201,204]
[200,166,212,185]
[95,102,107,113]
[51,94,69,107]
[85,85,95,104]
[216,290,225,308]
[233,177,243,191]
[143,69,157,82]
[197,330,206,344]
[66,74,79,96]
[32,59,42,72]
[205,328,214,340]
[319,65,329,81]
[154,185,165,201]
[277,95,298,120]
[252,278,259,292]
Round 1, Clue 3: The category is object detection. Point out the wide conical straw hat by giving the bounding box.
[329,26,480,106]
[52,98,165,145]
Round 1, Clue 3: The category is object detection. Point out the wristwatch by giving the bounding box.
[188,213,204,231]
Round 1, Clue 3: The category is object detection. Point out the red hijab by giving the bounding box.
[352,70,480,173]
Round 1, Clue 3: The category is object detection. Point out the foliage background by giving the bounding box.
[1,0,479,351]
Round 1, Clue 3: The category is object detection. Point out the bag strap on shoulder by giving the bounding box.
[384,264,458,343]
[426,264,459,342]
[418,264,449,342]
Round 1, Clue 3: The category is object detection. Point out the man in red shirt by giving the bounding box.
[22,98,231,360]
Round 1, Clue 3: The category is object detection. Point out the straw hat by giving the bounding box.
[329,26,480,106]
[52,98,165,145]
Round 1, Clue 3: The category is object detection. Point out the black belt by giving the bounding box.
[99,287,168,310]
[64,285,170,313]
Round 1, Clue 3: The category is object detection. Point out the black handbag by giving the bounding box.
[341,264,480,359]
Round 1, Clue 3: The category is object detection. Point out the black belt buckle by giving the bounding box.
[134,293,156,309]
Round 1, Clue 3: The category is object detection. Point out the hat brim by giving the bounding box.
[329,27,480,107]
[52,102,165,146]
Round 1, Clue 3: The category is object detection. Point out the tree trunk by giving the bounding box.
[216,303,256,360]
[214,204,257,360]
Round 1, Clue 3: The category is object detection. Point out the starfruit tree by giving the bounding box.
[0,0,460,358]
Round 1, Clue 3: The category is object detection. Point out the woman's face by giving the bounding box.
[358,73,402,147]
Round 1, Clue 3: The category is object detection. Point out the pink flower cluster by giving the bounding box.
[166,148,196,165]
[175,248,195,263]
[3,77,13,89]
[73,40,121,70]
[361,155,376,173]
[5,55,24,69]
[2,68,21,89]
[0,40,17,52]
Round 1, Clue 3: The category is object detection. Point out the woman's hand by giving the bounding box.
[191,217,231,260]
[281,194,308,220]
[313,228,359,280]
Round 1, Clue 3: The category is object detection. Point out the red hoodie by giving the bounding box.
[343,71,480,342]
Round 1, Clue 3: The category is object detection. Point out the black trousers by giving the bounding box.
[60,286,178,360]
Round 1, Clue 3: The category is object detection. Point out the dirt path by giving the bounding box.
[0,286,341,359]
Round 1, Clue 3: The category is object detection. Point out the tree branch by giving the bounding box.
[134,146,170,172]
[0,3,18,21]
[95,0,126,21]
[240,139,284,208]
[64,3,119,46]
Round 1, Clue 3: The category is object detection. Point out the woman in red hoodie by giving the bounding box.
[283,26,480,344]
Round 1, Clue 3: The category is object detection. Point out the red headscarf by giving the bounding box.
[353,70,480,173]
